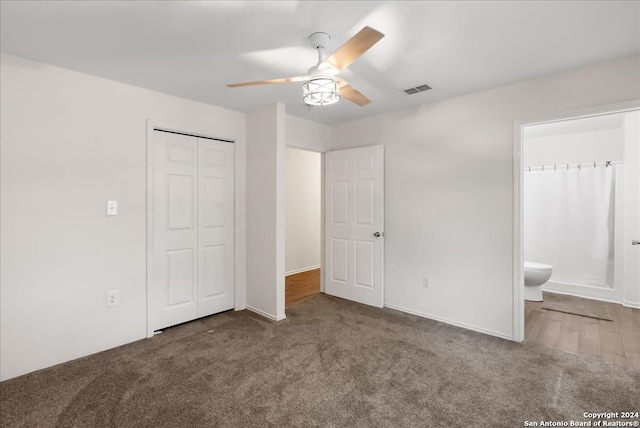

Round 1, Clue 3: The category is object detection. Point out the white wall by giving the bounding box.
[523,128,624,166]
[331,55,640,340]
[0,53,247,381]
[246,104,286,321]
[285,148,321,275]
[285,114,332,152]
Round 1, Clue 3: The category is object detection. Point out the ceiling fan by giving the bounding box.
[226,26,384,107]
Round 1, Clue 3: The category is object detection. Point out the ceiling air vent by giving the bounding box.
[403,84,432,95]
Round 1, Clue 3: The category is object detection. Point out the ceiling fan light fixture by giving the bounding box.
[227,26,384,108]
[303,76,340,106]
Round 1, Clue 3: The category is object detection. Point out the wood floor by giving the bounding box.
[525,295,640,370]
[285,268,321,307]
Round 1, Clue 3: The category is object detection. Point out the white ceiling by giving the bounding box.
[1,1,639,126]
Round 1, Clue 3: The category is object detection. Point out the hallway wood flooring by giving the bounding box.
[285,268,321,307]
[525,295,640,370]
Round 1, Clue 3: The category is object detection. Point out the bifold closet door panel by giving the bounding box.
[152,131,199,330]
[197,138,235,317]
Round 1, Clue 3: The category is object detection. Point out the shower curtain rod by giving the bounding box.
[524,160,623,172]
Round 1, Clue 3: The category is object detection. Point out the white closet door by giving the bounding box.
[152,131,199,330]
[197,138,234,317]
[150,131,234,332]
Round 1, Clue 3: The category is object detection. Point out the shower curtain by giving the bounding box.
[524,165,614,288]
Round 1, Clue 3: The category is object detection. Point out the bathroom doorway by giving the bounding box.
[524,113,626,299]
[285,147,322,307]
[514,102,640,369]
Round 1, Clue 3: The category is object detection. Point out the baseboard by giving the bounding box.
[285,265,320,276]
[246,305,287,322]
[542,281,623,304]
[623,300,640,309]
[543,289,622,305]
[544,290,639,309]
[383,303,514,342]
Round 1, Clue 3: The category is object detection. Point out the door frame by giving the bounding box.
[282,147,326,294]
[146,119,241,338]
[512,99,640,342]
[281,147,326,314]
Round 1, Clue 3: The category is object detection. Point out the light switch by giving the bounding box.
[106,200,118,216]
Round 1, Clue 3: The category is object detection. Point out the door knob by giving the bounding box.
[633,240,640,245]
[373,232,382,238]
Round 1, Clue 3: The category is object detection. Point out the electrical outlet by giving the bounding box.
[106,290,119,308]
[422,276,431,288]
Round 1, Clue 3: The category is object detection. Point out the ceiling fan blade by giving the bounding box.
[321,26,384,73]
[337,78,371,106]
[226,75,310,88]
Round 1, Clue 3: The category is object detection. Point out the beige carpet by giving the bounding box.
[1,294,638,427]
[541,292,614,321]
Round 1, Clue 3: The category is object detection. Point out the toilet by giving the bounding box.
[524,261,553,302]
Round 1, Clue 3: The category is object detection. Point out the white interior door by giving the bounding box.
[324,145,384,307]
[150,131,234,332]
